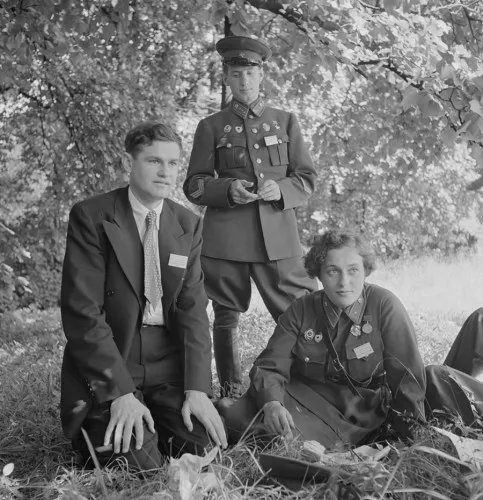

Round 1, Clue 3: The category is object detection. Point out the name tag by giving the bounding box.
[353,342,374,359]
[264,135,278,146]
[168,253,188,269]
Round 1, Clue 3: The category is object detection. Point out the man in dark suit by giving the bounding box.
[60,121,227,470]
[183,36,317,397]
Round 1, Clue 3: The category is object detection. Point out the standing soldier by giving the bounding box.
[183,35,317,397]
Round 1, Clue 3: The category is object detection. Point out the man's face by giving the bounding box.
[223,65,263,105]
[127,140,180,208]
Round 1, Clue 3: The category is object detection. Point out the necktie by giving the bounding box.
[143,211,162,308]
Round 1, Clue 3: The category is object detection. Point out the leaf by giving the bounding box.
[384,0,401,13]
[2,463,14,477]
[210,0,228,26]
[440,127,457,147]
[469,99,483,116]
[401,86,419,111]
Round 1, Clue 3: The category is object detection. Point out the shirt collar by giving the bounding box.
[231,97,266,119]
[322,286,366,329]
[128,187,163,229]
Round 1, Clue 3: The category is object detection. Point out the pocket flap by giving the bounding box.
[216,136,247,148]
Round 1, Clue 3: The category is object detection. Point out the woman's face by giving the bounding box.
[318,245,366,309]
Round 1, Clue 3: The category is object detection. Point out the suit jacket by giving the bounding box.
[60,186,211,439]
[183,100,317,262]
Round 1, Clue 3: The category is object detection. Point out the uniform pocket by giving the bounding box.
[216,136,247,169]
[292,339,327,380]
[345,332,384,384]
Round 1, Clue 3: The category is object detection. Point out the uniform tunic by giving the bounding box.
[221,283,427,447]
[183,98,317,262]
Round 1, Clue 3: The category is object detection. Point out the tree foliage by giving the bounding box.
[0,0,482,310]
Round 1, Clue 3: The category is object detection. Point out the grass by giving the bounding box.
[1,249,483,499]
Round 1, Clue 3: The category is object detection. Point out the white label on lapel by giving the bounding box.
[169,253,188,269]
[353,342,374,359]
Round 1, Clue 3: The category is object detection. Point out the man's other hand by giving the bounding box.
[262,400,295,438]
[258,180,281,202]
[182,390,228,449]
[229,179,259,204]
[104,393,155,453]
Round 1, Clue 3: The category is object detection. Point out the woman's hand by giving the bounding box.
[262,401,295,438]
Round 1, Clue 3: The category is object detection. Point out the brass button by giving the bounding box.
[248,115,254,119]
[278,138,282,144]
[254,144,260,149]
[304,357,310,362]
[227,143,232,148]
[259,173,264,179]
[256,159,262,164]
[251,128,258,133]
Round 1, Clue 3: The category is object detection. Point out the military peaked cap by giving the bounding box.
[216,35,272,66]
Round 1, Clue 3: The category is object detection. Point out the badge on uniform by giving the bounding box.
[353,342,374,359]
[264,135,278,146]
[262,122,270,131]
[224,125,232,133]
[362,315,373,334]
[314,333,322,343]
[304,329,315,341]
[350,324,361,337]
[272,120,280,130]
[235,125,243,133]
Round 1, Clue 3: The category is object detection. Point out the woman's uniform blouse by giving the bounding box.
[248,283,426,445]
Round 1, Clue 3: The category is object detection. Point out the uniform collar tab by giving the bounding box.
[322,287,366,328]
[232,97,265,119]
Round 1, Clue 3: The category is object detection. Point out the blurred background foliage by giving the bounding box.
[1,0,483,312]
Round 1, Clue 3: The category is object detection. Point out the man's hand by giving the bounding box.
[258,180,281,202]
[182,390,228,449]
[229,179,259,204]
[104,393,155,454]
[262,401,295,438]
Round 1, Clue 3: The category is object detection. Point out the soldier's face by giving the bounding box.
[224,65,263,105]
[126,140,180,208]
[319,246,366,309]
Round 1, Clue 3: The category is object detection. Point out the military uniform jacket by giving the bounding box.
[249,284,426,427]
[60,187,212,438]
[183,99,316,262]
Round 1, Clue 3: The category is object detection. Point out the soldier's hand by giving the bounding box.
[104,393,155,453]
[182,390,228,448]
[262,400,295,438]
[258,180,281,202]
[229,179,259,204]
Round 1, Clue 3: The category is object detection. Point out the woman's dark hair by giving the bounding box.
[124,121,183,157]
[304,228,376,278]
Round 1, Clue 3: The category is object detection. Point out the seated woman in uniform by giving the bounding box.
[218,228,483,448]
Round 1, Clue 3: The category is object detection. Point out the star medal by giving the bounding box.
[224,125,232,133]
[272,120,280,130]
[314,333,322,343]
[350,324,361,337]
[304,328,315,341]
[262,122,271,131]
[235,125,243,133]
[362,322,373,334]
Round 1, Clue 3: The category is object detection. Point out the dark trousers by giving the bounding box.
[201,256,317,328]
[73,326,212,470]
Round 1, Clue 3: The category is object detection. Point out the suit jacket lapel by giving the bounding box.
[159,201,191,313]
[102,187,144,308]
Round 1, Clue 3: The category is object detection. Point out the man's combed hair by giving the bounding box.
[304,228,376,278]
[125,121,183,157]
